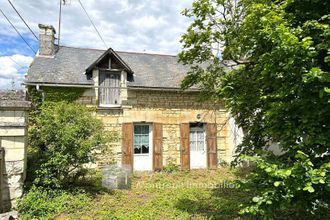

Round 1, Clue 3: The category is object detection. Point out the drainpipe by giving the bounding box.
[36,84,45,102]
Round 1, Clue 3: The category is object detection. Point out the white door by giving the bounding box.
[133,124,153,171]
[190,126,207,169]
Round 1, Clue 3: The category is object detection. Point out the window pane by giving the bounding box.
[197,131,204,141]
[142,145,149,153]
[142,125,149,134]
[190,132,195,141]
[134,145,141,154]
[134,126,141,134]
[197,141,204,151]
[190,131,195,151]
[134,135,139,145]
[141,135,148,144]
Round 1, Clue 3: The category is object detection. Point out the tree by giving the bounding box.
[179,0,330,218]
[28,101,112,188]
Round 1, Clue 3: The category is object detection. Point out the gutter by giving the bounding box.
[23,82,95,88]
[127,86,200,92]
[23,82,201,92]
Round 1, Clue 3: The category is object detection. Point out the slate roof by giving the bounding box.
[26,46,191,89]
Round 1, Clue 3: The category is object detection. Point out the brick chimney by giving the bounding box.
[38,24,56,56]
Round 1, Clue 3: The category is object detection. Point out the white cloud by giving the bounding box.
[0,54,33,89]
[0,0,194,88]
[132,15,167,29]
[1,0,193,52]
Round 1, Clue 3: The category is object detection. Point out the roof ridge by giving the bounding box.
[116,50,177,57]
[59,45,106,51]
[59,45,177,57]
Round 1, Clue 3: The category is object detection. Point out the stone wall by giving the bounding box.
[45,86,236,168]
[0,91,30,212]
[93,89,233,168]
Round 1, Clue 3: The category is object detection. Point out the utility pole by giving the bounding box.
[58,0,70,46]
[11,77,15,91]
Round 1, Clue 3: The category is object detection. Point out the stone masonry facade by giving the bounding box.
[0,91,30,212]
[77,89,233,168]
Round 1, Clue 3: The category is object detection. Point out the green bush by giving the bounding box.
[18,186,92,220]
[163,158,180,173]
[28,101,114,188]
[179,0,330,217]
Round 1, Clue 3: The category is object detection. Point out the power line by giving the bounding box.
[78,0,108,49]
[0,55,27,70]
[0,8,36,54]
[8,56,24,68]
[7,0,38,41]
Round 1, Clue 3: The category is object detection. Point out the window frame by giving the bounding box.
[133,124,152,156]
[189,126,206,152]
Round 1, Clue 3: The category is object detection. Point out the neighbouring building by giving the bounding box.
[0,91,30,212]
[25,24,241,172]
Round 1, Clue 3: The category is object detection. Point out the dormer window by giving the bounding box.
[99,70,121,107]
[85,48,133,108]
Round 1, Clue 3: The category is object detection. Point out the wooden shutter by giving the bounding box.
[109,73,120,105]
[122,123,133,171]
[99,70,108,105]
[99,70,121,106]
[180,123,190,170]
[206,123,218,169]
[153,123,163,171]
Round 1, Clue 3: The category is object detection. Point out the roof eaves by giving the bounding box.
[23,81,94,87]
[127,85,200,92]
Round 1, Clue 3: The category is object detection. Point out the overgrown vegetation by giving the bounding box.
[18,186,92,220]
[19,87,116,219]
[18,169,250,220]
[180,0,330,218]
[27,101,113,188]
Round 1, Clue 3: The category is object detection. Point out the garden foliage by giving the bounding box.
[179,0,330,218]
[28,101,112,188]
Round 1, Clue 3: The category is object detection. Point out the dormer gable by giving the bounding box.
[86,48,133,75]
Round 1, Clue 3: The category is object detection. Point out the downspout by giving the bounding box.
[36,84,45,102]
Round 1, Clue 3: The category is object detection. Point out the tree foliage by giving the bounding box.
[28,101,112,188]
[180,0,330,218]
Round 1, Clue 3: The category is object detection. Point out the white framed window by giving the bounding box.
[134,124,151,154]
[190,126,206,151]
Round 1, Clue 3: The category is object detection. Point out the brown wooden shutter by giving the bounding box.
[206,123,218,169]
[122,123,133,171]
[153,123,163,171]
[180,123,190,170]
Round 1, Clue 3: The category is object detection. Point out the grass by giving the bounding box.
[52,168,251,220]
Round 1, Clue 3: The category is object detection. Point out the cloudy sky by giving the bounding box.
[0,0,193,89]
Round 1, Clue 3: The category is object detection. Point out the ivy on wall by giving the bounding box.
[27,86,88,127]
[28,86,86,103]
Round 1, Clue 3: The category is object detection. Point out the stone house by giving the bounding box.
[25,24,241,171]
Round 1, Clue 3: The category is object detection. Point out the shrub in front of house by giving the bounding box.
[27,101,114,188]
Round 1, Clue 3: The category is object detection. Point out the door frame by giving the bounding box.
[132,123,153,171]
[189,124,207,169]
[181,122,218,170]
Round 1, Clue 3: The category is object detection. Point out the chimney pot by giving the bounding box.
[38,24,56,56]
